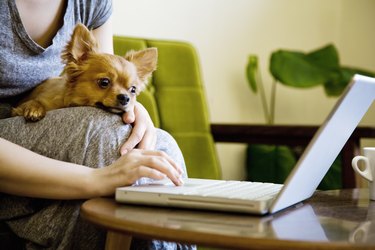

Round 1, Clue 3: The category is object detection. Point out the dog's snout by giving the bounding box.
[117,94,130,105]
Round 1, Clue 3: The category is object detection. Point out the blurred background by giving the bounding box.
[112,0,375,180]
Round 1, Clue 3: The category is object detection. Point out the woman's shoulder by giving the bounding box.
[72,0,113,29]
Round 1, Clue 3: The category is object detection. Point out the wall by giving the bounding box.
[112,0,375,180]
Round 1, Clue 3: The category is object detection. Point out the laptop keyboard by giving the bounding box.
[184,181,283,201]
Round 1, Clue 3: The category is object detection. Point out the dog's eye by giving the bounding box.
[129,86,137,94]
[98,78,110,89]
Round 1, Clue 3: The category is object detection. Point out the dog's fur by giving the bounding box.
[12,23,158,121]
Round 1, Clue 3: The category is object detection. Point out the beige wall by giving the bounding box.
[112,0,375,180]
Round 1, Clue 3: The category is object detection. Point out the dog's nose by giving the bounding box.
[117,94,130,105]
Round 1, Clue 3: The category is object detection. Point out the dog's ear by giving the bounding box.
[61,23,98,63]
[125,48,158,83]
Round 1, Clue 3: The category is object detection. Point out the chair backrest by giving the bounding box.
[113,36,221,179]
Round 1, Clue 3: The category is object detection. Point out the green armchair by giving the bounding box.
[113,36,222,180]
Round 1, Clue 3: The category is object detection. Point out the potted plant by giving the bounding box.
[245,44,375,189]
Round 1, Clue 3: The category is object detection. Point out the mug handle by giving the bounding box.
[352,156,373,182]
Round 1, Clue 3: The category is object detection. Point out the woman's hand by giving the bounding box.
[120,102,156,155]
[95,149,184,196]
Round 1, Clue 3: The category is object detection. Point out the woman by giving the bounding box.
[0,0,193,249]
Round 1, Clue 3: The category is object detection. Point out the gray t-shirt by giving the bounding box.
[0,0,113,101]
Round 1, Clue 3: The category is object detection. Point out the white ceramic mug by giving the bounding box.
[352,147,375,200]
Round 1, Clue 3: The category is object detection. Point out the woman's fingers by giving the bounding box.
[120,102,156,155]
[122,108,135,124]
[136,127,157,151]
[134,150,184,185]
[120,124,146,155]
[124,165,167,185]
[115,149,184,186]
[140,150,183,174]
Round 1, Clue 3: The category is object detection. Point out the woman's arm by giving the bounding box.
[92,16,114,54]
[0,138,183,199]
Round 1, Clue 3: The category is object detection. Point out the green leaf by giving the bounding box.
[246,55,259,93]
[324,67,375,96]
[348,67,375,78]
[306,44,339,69]
[246,144,296,183]
[269,44,340,88]
[323,68,354,96]
[246,144,342,190]
[318,155,342,190]
[270,51,328,87]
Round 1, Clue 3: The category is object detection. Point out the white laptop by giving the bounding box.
[116,74,375,215]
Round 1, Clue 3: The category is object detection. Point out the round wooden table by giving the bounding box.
[80,189,375,250]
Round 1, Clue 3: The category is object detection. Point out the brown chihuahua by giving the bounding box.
[12,23,158,121]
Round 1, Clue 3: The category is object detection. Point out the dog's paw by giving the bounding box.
[23,106,46,122]
[13,101,46,122]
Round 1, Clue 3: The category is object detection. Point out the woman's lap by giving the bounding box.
[0,107,192,249]
[0,106,186,171]
[0,106,132,168]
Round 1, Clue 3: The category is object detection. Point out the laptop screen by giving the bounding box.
[270,74,375,213]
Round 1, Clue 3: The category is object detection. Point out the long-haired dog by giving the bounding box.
[12,23,157,121]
